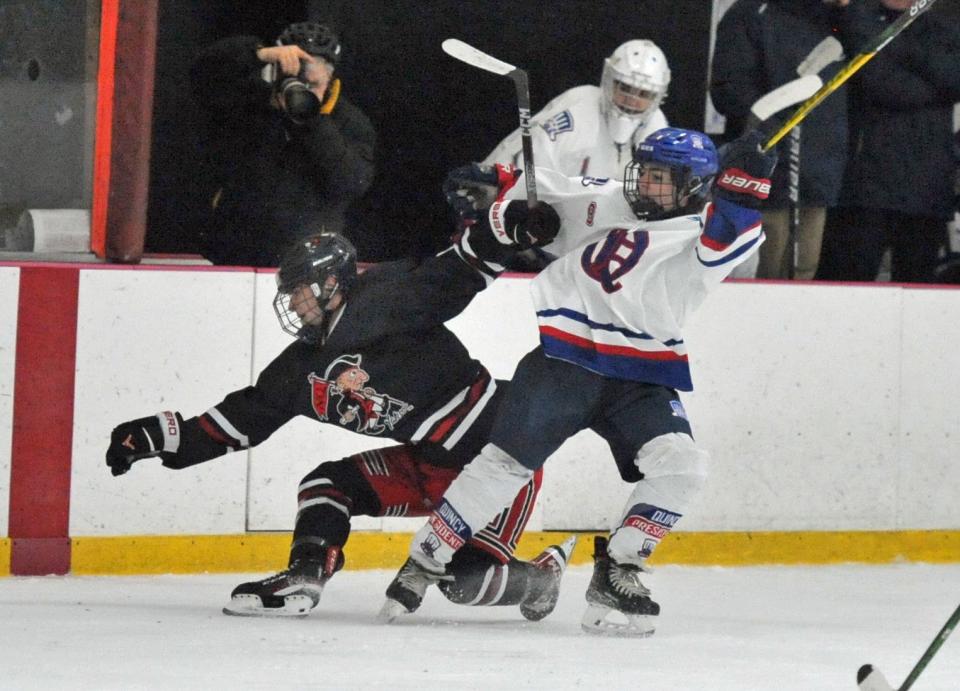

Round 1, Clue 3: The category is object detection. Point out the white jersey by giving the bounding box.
[483,85,668,180]
[489,168,763,391]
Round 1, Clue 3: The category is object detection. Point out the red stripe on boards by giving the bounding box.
[9,267,80,574]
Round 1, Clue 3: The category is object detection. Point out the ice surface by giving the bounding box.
[1,563,958,690]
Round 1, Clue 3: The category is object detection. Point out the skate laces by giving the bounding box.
[609,561,651,598]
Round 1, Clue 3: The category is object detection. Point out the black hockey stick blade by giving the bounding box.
[857,602,960,691]
[857,664,894,691]
[764,0,941,150]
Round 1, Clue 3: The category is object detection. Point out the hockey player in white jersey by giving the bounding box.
[483,39,670,179]
[383,127,777,635]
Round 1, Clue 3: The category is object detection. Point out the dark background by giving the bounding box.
[146,0,714,261]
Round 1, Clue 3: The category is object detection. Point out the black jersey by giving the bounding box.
[167,248,504,470]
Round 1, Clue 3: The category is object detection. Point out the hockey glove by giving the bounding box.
[495,200,560,248]
[714,130,778,210]
[443,163,521,223]
[106,412,182,476]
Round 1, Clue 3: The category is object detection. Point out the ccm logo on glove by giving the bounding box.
[717,168,771,200]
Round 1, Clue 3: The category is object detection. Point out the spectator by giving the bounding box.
[484,39,670,180]
[711,0,850,280]
[190,22,375,267]
[818,0,960,283]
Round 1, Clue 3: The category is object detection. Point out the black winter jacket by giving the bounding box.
[711,0,848,208]
[190,36,376,266]
[839,2,960,220]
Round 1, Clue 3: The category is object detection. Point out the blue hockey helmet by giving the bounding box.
[623,127,718,220]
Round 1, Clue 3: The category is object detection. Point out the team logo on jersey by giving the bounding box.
[580,176,610,187]
[539,110,574,141]
[585,201,597,227]
[580,228,649,293]
[309,354,413,435]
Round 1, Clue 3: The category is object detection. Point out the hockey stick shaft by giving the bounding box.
[442,39,537,207]
[898,602,960,690]
[784,38,841,278]
[763,0,940,151]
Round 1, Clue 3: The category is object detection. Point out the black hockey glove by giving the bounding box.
[497,200,560,248]
[443,162,521,224]
[714,130,778,210]
[106,412,181,476]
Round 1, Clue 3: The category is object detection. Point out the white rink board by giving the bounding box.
[681,283,904,531]
[3,264,960,537]
[0,266,19,538]
[898,289,960,528]
[70,269,256,536]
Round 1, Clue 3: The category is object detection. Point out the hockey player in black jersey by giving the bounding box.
[105,202,576,619]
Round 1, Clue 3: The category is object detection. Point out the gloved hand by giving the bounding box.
[714,130,778,209]
[443,163,521,222]
[106,412,180,476]
[498,200,560,248]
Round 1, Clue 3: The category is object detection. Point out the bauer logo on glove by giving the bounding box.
[716,169,771,200]
[714,130,778,210]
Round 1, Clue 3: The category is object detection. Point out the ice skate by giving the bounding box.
[520,535,578,621]
[223,559,331,617]
[580,535,660,637]
[378,556,450,623]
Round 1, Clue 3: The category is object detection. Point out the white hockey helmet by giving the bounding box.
[600,40,671,145]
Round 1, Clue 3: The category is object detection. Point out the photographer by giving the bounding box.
[190,23,375,267]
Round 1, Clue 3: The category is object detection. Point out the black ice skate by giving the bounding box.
[520,535,578,621]
[581,535,660,636]
[223,551,342,617]
[378,556,450,623]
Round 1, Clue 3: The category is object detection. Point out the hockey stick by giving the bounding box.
[749,75,823,124]
[763,0,941,151]
[784,36,844,279]
[857,602,960,691]
[441,38,538,207]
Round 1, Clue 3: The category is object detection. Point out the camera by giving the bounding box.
[276,62,321,124]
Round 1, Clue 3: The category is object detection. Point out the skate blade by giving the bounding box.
[222,593,315,618]
[580,603,656,637]
[377,598,410,624]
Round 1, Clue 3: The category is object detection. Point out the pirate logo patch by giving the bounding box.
[309,354,413,435]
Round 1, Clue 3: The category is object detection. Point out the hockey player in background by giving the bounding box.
[482,39,670,272]
[484,39,670,180]
[384,127,777,636]
[104,215,578,620]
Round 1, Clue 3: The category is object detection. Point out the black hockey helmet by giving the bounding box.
[273,232,357,344]
[278,22,341,65]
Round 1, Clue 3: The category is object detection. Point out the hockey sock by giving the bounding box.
[410,443,533,569]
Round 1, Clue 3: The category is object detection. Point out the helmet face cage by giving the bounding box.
[273,233,357,344]
[623,128,718,221]
[278,22,342,66]
[600,40,670,143]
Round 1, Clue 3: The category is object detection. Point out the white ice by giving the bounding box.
[1,562,958,690]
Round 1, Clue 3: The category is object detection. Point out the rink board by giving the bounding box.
[2,262,960,574]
